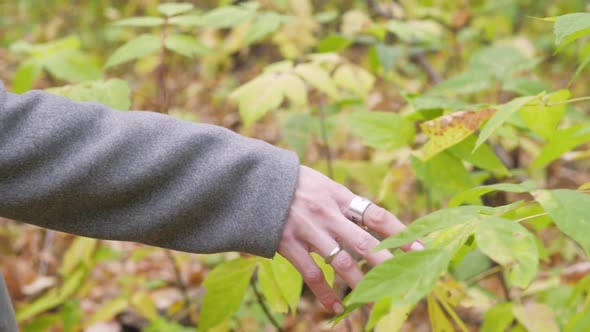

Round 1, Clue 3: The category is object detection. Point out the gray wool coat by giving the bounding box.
[0,81,300,331]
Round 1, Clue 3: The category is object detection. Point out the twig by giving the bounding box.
[409,53,443,84]
[156,17,170,113]
[318,105,334,179]
[164,250,192,316]
[39,230,55,275]
[250,277,284,332]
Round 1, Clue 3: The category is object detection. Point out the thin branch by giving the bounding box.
[250,277,284,332]
[409,53,443,84]
[318,105,334,179]
[164,250,192,316]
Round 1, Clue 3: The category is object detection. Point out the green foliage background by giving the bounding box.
[1,0,590,331]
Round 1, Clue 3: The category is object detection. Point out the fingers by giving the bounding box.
[330,216,394,266]
[280,244,343,314]
[363,204,425,251]
[310,231,365,290]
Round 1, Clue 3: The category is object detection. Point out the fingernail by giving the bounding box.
[410,242,425,251]
[333,302,344,315]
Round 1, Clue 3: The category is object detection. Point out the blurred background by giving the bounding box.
[1,0,590,331]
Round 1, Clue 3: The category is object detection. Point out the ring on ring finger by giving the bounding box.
[324,243,344,264]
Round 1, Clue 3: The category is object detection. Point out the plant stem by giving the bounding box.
[547,96,590,106]
[157,18,169,113]
[165,250,192,319]
[466,265,503,286]
[318,105,334,179]
[434,292,469,332]
[528,96,590,107]
[250,277,284,332]
[515,212,548,223]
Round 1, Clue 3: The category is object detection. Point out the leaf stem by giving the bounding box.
[515,212,548,223]
[466,265,503,285]
[250,277,284,332]
[529,96,590,107]
[434,292,469,332]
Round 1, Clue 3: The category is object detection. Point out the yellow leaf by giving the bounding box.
[420,109,496,160]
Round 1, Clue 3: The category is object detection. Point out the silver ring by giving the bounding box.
[348,196,373,227]
[324,243,343,264]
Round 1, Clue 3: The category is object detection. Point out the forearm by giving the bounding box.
[0,82,300,257]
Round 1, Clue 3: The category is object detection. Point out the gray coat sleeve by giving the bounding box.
[0,82,300,258]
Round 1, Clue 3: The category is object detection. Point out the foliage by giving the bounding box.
[2,0,590,331]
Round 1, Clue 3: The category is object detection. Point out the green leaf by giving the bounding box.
[87,296,128,325]
[411,153,476,203]
[513,303,559,332]
[231,74,284,128]
[377,206,484,250]
[347,111,415,150]
[347,249,450,305]
[294,63,340,100]
[311,252,335,286]
[131,292,160,321]
[427,295,455,332]
[258,255,302,313]
[333,63,375,98]
[534,189,590,256]
[420,109,496,160]
[43,50,102,83]
[405,94,469,111]
[533,124,590,168]
[430,70,493,95]
[366,299,412,332]
[258,260,288,313]
[246,13,282,44]
[199,258,257,331]
[520,89,570,139]
[12,60,42,93]
[502,77,548,96]
[449,181,535,207]
[387,20,441,45]
[199,5,254,29]
[565,303,590,332]
[469,46,539,80]
[60,237,98,275]
[165,34,210,58]
[474,95,537,152]
[62,300,82,332]
[475,218,539,288]
[375,44,402,72]
[22,314,60,332]
[553,13,590,49]
[572,48,590,82]
[157,3,194,17]
[317,34,353,53]
[105,34,161,68]
[17,293,63,322]
[481,303,514,332]
[114,17,165,27]
[279,73,307,106]
[168,14,203,27]
[45,79,132,110]
[447,135,510,176]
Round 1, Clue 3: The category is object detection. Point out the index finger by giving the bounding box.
[363,204,424,251]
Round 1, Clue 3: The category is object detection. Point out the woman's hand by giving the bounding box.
[278,166,424,314]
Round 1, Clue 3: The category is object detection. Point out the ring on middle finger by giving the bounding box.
[348,196,373,228]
